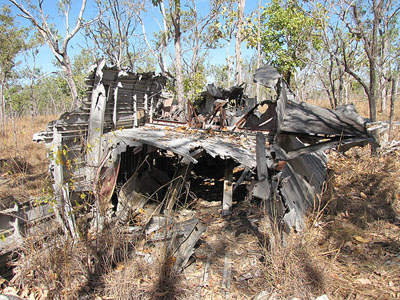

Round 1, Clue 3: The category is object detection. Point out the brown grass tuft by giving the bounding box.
[0,116,56,202]
[14,226,89,300]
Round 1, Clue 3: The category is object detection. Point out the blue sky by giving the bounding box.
[3,0,262,76]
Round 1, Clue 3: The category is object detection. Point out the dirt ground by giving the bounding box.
[0,116,399,300]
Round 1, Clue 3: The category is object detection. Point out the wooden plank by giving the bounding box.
[253,132,271,201]
[221,248,232,298]
[222,160,234,216]
[165,163,193,214]
[133,94,138,127]
[173,221,206,272]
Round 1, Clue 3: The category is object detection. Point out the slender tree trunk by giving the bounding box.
[235,0,246,85]
[369,56,378,122]
[226,39,231,87]
[0,80,5,135]
[256,0,261,102]
[172,0,185,115]
[381,80,387,115]
[29,51,36,122]
[338,70,344,105]
[62,54,79,108]
[160,0,168,73]
[389,75,397,140]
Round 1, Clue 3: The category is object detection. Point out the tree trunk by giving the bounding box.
[0,80,5,135]
[338,70,344,105]
[172,0,185,115]
[235,0,246,85]
[160,0,168,74]
[256,0,261,102]
[62,54,79,108]
[369,56,378,122]
[226,39,232,87]
[381,80,388,115]
[389,75,397,140]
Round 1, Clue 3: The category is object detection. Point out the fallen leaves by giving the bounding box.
[354,235,371,243]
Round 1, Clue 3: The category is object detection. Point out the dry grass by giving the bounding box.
[1,113,400,299]
[319,145,400,299]
[0,115,56,205]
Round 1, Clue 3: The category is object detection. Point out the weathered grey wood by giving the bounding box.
[173,221,206,272]
[165,163,193,214]
[112,82,121,127]
[150,95,154,123]
[221,248,232,298]
[148,217,199,242]
[233,167,249,192]
[144,93,148,113]
[133,94,138,127]
[222,160,234,216]
[253,132,271,201]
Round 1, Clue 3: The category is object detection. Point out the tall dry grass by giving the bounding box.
[0,115,56,204]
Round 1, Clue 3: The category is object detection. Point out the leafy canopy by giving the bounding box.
[246,0,322,82]
[0,5,27,80]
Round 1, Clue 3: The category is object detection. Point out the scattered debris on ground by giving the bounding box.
[1,63,398,299]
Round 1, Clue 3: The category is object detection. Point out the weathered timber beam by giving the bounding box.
[222,160,234,216]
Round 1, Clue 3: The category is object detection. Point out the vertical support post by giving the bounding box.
[52,128,78,240]
[133,94,138,127]
[144,93,148,113]
[150,96,154,123]
[113,84,119,128]
[222,160,234,216]
[188,100,192,127]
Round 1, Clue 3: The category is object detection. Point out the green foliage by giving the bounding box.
[6,84,28,115]
[246,0,322,83]
[183,68,207,99]
[72,49,96,99]
[0,5,27,81]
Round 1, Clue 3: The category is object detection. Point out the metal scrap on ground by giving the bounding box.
[1,61,376,275]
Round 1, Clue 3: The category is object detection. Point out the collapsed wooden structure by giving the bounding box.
[1,61,376,267]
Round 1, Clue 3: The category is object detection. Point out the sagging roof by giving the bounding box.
[31,61,376,237]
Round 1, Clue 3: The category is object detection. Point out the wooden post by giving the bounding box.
[113,84,119,128]
[150,96,154,123]
[133,94,138,127]
[144,93,148,110]
[222,160,234,216]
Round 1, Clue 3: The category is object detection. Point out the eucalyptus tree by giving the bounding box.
[86,0,148,70]
[235,0,246,85]
[337,0,399,121]
[181,0,224,99]
[246,0,322,85]
[0,5,26,134]
[9,0,97,108]
[212,0,248,87]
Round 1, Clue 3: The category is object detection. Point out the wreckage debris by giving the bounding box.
[21,61,377,274]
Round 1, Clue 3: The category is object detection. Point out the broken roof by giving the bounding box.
[32,62,376,236]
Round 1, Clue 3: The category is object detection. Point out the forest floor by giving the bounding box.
[0,103,399,300]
